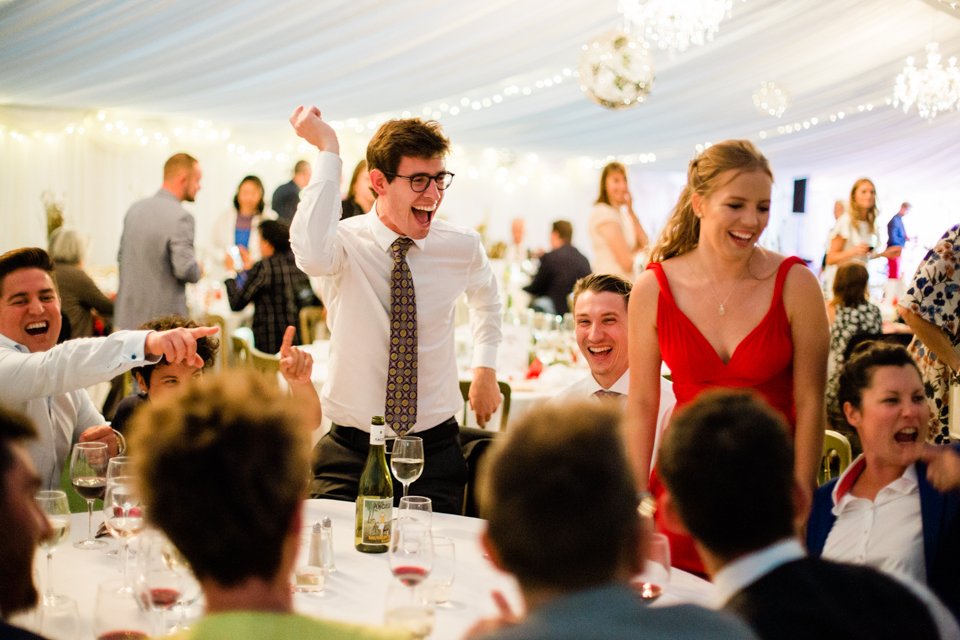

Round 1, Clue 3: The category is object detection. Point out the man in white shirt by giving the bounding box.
[561,273,675,467]
[657,389,959,640]
[289,106,502,514]
[0,247,218,489]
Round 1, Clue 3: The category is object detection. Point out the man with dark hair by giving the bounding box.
[0,247,218,489]
[522,220,591,315]
[289,106,502,514]
[0,405,51,640]
[225,219,320,354]
[467,400,754,639]
[130,370,401,640]
[272,159,312,222]
[658,389,956,640]
[115,152,203,330]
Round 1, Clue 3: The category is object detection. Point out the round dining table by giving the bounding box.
[35,499,714,639]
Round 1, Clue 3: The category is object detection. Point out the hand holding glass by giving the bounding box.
[70,442,108,550]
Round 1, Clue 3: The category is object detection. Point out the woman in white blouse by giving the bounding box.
[588,162,649,281]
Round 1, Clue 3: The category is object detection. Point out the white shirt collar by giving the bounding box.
[831,455,919,514]
[594,370,629,395]
[712,538,806,607]
[0,332,28,352]
[369,201,427,253]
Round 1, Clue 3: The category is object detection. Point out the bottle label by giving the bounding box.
[369,423,385,446]
[359,497,392,544]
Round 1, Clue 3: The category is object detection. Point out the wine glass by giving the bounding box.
[35,490,71,606]
[136,529,202,635]
[389,519,433,589]
[36,595,80,640]
[93,578,152,640]
[398,496,432,527]
[391,436,424,498]
[423,536,456,606]
[102,478,145,590]
[70,442,108,550]
[383,581,435,639]
[105,457,134,558]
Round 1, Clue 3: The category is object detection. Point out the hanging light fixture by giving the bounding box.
[578,29,655,110]
[618,0,735,53]
[752,82,789,118]
[892,42,960,121]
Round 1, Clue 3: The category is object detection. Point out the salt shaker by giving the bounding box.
[320,516,336,573]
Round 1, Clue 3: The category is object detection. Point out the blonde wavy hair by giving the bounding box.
[649,140,773,263]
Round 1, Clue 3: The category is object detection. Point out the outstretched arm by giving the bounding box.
[278,325,323,433]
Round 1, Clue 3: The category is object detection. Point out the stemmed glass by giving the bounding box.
[35,490,71,606]
[386,518,435,638]
[93,578,151,640]
[103,477,145,590]
[383,581,435,639]
[136,529,202,635]
[70,442,108,550]
[398,496,432,527]
[390,436,424,498]
[105,457,133,558]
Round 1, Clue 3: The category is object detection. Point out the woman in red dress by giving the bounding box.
[626,140,829,574]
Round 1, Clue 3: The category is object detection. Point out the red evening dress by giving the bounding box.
[647,256,804,575]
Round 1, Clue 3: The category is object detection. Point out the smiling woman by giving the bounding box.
[807,340,960,619]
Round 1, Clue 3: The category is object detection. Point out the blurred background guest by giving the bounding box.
[627,140,828,576]
[589,162,648,281]
[49,227,114,339]
[271,159,311,222]
[825,262,882,440]
[211,175,276,275]
[225,219,319,354]
[899,223,960,444]
[885,201,911,304]
[522,220,590,315]
[808,341,960,622]
[341,159,374,220]
[821,178,900,296]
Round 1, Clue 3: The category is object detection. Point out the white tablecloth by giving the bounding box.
[40,499,713,639]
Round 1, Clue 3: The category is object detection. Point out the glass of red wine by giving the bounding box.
[136,529,201,635]
[70,442,108,550]
[93,578,152,640]
[389,519,434,589]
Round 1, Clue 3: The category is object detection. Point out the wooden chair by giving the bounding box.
[458,379,512,431]
[299,305,327,343]
[250,345,281,380]
[202,313,229,371]
[819,429,853,486]
[231,334,252,367]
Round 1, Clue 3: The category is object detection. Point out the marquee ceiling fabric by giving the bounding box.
[1,0,959,175]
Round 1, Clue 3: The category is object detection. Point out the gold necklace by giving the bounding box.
[697,249,755,317]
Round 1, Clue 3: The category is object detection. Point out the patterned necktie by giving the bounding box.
[594,389,623,401]
[385,237,417,435]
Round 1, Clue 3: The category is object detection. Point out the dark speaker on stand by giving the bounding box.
[792,178,807,213]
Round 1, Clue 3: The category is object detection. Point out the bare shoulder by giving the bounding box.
[632,267,661,300]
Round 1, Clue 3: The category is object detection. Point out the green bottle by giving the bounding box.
[354,416,393,553]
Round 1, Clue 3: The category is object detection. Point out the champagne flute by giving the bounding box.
[93,578,152,640]
[36,490,71,606]
[389,519,433,589]
[103,478,145,590]
[70,442,108,550]
[391,436,424,498]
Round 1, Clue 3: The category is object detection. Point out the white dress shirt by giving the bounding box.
[560,371,676,470]
[291,152,502,433]
[822,455,926,584]
[0,330,156,489]
[712,538,806,607]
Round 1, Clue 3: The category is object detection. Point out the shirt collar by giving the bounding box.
[831,455,918,511]
[712,538,806,607]
[0,332,28,353]
[594,370,629,395]
[369,201,427,254]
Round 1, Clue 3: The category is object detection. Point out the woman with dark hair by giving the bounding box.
[588,162,648,281]
[626,140,829,575]
[341,159,375,219]
[211,175,277,274]
[825,262,882,430]
[808,340,960,621]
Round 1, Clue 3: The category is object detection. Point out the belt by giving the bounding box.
[330,416,459,452]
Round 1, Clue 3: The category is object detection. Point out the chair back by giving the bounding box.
[819,429,853,486]
[299,305,327,344]
[458,379,512,431]
[249,346,281,381]
[202,313,229,371]
[231,334,252,367]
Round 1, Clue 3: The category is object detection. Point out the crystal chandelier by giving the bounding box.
[752,82,789,118]
[578,29,656,110]
[892,42,960,121]
[618,0,735,53]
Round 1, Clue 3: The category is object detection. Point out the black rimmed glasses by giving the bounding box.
[383,171,455,193]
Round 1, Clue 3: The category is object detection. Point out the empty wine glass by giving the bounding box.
[107,456,134,482]
[70,442,108,550]
[102,478,145,589]
[35,490,71,606]
[423,536,456,606]
[389,519,433,590]
[398,496,432,527]
[391,436,424,498]
[93,578,152,640]
[383,581,435,639]
[36,595,80,640]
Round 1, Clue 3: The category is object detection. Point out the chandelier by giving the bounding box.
[578,29,656,110]
[752,82,789,118]
[892,42,960,121]
[618,0,735,53]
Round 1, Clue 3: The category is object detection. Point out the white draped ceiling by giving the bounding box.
[1,0,958,266]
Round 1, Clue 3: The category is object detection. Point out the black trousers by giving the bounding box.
[310,416,469,515]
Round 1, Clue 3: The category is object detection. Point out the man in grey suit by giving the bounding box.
[115,153,203,330]
[466,401,755,640]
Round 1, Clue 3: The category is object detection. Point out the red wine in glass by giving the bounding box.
[392,565,429,587]
[73,476,107,500]
[149,587,181,610]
